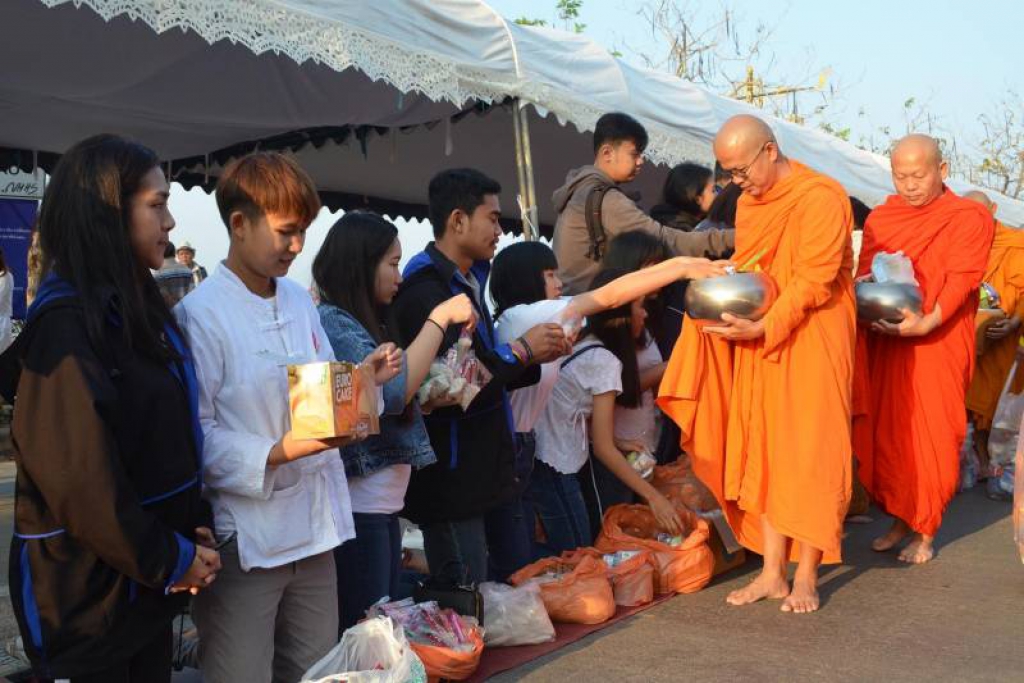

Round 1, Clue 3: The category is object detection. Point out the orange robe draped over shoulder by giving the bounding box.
[965,222,1024,429]
[658,161,855,564]
[852,188,995,536]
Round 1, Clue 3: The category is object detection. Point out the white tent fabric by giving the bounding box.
[2,0,1021,227]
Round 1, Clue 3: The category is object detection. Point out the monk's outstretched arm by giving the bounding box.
[761,188,851,358]
[933,213,994,324]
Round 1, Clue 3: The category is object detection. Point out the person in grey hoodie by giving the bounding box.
[552,112,735,295]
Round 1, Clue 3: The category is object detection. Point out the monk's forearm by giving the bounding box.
[762,277,836,354]
[935,274,982,324]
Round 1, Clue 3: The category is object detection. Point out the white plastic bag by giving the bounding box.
[301,616,427,683]
[871,251,918,285]
[988,365,1024,467]
[479,581,555,647]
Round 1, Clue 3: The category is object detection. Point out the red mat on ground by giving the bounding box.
[466,593,676,682]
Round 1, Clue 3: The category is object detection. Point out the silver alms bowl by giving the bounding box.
[855,282,923,323]
[684,272,777,322]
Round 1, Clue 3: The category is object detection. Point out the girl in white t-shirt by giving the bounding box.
[491,244,726,556]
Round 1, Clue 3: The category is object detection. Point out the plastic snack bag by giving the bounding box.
[417,329,493,411]
[300,616,426,683]
[508,555,616,624]
[595,504,714,595]
[871,251,918,285]
[479,582,555,647]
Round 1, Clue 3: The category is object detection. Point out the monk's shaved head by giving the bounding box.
[891,134,943,169]
[889,133,949,208]
[714,115,787,198]
[714,115,778,157]
[962,190,996,214]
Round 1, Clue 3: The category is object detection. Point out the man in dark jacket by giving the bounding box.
[552,112,735,294]
[392,169,568,583]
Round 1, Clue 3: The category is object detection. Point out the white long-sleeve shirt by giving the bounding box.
[0,270,12,353]
[175,264,354,571]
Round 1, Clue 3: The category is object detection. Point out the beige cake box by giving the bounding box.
[288,361,379,440]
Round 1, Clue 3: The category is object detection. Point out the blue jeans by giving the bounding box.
[421,517,488,584]
[485,432,537,581]
[528,459,592,556]
[334,512,402,631]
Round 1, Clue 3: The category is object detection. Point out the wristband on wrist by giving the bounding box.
[509,342,526,364]
[516,336,535,363]
[426,318,446,334]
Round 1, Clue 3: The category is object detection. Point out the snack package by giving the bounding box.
[289,361,379,440]
[417,329,493,411]
[870,251,918,285]
[626,449,657,480]
[479,582,555,647]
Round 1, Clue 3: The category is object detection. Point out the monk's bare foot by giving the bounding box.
[780,577,819,614]
[898,535,935,564]
[726,573,790,606]
[872,518,910,552]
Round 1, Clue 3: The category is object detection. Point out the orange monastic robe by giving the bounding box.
[658,161,855,564]
[965,222,1024,429]
[852,188,995,536]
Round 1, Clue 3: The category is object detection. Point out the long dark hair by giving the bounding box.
[38,134,177,361]
[312,211,398,343]
[662,163,713,217]
[582,268,641,408]
[490,241,559,318]
[0,246,7,275]
[705,182,741,227]
[602,231,669,346]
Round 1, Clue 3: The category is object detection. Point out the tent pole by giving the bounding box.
[511,99,534,240]
[517,101,540,240]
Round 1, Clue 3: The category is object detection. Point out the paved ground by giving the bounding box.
[0,463,1020,681]
[493,487,1023,683]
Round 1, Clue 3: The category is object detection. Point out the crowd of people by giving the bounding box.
[1,107,1015,681]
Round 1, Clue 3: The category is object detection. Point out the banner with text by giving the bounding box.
[0,199,37,320]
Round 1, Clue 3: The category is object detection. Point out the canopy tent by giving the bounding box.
[2,0,1022,231]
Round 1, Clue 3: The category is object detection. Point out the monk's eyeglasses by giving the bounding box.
[723,142,769,181]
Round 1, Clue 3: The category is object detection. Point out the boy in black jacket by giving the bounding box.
[392,169,568,583]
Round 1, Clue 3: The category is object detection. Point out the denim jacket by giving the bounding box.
[317,304,436,478]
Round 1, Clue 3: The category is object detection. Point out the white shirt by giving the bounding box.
[533,339,622,474]
[495,298,571,433]
[175,263,354,571]
[0,271,12,353]
[347,464,412,515]
[613,339,663,453]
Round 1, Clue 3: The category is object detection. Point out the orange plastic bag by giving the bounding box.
[563,547,657,607]
[652,459,719,512]
[508,554,616,624]
[409,628,483,683]
[595,504,714,595]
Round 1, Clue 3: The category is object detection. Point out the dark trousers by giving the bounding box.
[484,431,537,581]
[528,459,592,556]
[68,623,172,683]
[421,517,488,584]
[334,512,402,632]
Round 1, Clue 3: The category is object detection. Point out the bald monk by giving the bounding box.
[963,191,1024,475]
[658,115,855,613]
[853,135,995,564]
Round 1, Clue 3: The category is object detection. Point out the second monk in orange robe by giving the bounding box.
[853,135,995,564]
[963,191,1024,475]
[659,115,855,614]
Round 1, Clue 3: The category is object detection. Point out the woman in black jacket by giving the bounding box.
[5,135,220,682]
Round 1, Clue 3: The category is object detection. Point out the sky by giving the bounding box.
[167,0,1023,287]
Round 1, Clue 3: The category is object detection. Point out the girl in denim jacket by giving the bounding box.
[314,211,474,630]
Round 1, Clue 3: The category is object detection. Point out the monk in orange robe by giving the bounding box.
[658,115,855,614]
[853,135,995,564]
[963,191,1024,475]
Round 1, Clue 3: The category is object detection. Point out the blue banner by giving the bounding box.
[0,198,37,320]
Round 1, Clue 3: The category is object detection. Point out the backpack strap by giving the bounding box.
[560,343,607,370]
[584,183,616,262]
